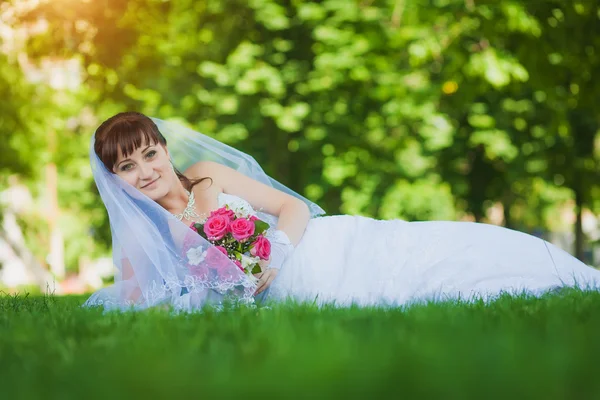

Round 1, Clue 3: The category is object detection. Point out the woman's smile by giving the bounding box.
[141,177,160,189]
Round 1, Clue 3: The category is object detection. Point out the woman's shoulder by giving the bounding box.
[183,160,221,178]
[184,161,223,192]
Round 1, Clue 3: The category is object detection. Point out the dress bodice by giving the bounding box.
[217,192,257,216]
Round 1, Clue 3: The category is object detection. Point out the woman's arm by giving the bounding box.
[186,161,311,295]
[267,199,310,246]
[185,161,311,245]
[121,256,143,302]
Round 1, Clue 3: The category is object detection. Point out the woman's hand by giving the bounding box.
[254,258,278,295]
[254,269,278,295]
[257,255,271,271]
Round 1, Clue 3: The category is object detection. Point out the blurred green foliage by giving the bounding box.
[1,0,599,270]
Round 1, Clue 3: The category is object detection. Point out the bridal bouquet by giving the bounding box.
[186,205,271,284]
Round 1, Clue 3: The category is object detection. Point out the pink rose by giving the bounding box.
[189,223,198,233]
[204,246,230,270]
[214,245,228,257]
[189,264,209,279]
[230,218,255,241]
[210,207,235,221]
[233,259,243,271]
[250,235,271,261]
[203,245,245,279]
[249,215,259,222]
[203,215,229,241]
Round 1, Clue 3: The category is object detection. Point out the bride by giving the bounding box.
[84,112,600,311]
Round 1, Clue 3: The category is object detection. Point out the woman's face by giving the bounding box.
[113,139,175,200]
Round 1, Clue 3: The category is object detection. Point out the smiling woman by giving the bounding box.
[85,112,316,311]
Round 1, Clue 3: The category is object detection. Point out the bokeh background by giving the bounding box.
[0,0,598,295]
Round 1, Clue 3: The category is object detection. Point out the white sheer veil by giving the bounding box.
[83,116,326,312]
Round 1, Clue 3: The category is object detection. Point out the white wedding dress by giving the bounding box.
[218,193,600,307]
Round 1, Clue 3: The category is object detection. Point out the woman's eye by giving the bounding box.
[146,150,157,158]
[121,164,133,172]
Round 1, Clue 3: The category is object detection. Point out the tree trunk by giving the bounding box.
[502,190,515,229]
[46,161,65,280]
[0,213,59,293]
[502,202,513,229]
[574,187,585,261]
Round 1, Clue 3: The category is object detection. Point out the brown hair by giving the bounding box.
[93,111,211,191]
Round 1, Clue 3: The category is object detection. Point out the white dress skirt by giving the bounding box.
[262,213,600,306]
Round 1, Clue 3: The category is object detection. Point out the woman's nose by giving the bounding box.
[139,163,154,179]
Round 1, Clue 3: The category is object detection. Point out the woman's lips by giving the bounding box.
[141,177,159,189]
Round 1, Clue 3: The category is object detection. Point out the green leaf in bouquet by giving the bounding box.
[223,235,235,244]
[194,223,208,240]
[251,264,262,274]
[253,219,269,234]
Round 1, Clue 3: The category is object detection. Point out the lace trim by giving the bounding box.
[83,273,256,312]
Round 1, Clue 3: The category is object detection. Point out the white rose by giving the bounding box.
[186,246,207,266]
[232,204,257,219]
[240,253,260,270]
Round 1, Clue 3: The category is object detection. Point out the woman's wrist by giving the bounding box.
[266,229,294,270]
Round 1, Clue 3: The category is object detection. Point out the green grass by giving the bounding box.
[2,290,600,399]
